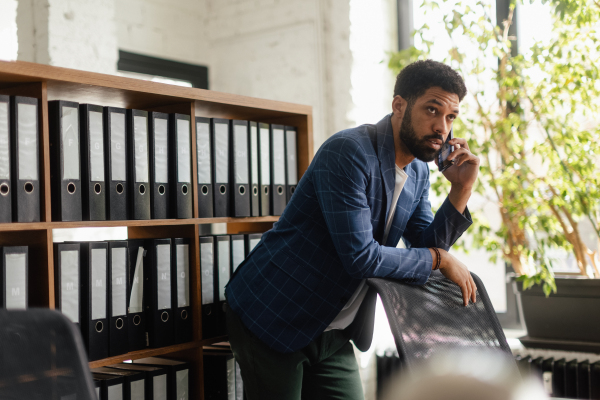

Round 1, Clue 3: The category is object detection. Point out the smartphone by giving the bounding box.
[437,129,454,172]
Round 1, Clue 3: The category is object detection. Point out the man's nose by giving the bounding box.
[433,118,450,136]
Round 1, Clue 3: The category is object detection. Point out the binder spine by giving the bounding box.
[270,124,286,216]
[0,95,11,223]
[104,107,128,220]
[54,243,81,326]
[215,235,230,336]
[80,104,107,221]
[108,241,129,357]
[127,239,147,351]
[211,118,230,217]
[80,242,109,361]
[245,233,263,258]
[146,238,174,348]
[249,122,259,217]
[49,100,83,222]
[196,117,213,218]
[284,126,298,204]
[200,236,215,338]
[170,114,193,219]
[127,109,151,220]
[257,123,271,216]
[149,112,170,219]
[173,238,192,344]
[0,246,28,310]
[230,120,250,217]
[10,96,40,222]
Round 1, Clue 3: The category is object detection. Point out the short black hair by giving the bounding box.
[393,60,467,103]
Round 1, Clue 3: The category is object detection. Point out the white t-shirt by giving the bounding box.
[325,165,408,331]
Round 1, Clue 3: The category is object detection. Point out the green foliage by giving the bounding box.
[389,0,600,292]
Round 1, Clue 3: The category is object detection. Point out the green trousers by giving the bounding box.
[226,304,365,400]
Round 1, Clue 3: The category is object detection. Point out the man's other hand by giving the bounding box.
[435,248,477,306]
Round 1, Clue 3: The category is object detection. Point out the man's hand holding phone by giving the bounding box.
[435,132,480,213]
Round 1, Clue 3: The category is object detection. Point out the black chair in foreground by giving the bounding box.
[0,309,96,400]
[367,270,514,370]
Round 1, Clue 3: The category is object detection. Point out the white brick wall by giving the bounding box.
[17,0,118,73]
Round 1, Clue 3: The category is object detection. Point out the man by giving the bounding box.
[225,60,479,399]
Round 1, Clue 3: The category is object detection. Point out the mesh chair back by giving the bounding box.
[368,271,512,370]
[0,309,96,400]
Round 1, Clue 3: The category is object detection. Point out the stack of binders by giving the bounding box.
[132,357,191,400]
[53,237,192,361]
[0,246,28,310]
[47,102,196,222]
[91,367,145,400]
[0,95,41,223]
[200,233,262,339]
[204,353,244,400]
[107,363,168,399]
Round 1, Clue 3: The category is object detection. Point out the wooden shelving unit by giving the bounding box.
[0,60,314,399]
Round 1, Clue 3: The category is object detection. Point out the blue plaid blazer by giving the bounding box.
[226,114,472,353]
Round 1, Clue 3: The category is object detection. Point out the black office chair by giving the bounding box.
[368,271,514,370]
[0,309,96,400]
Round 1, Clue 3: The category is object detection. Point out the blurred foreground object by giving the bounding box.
[0,309,96,399]
[380,350,548,400]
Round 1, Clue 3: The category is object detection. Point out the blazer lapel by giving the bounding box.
[375,115,396,226]
[385,164,416,247]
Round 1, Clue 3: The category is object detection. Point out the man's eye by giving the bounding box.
[427,107,436,114]
[448,115,456,120]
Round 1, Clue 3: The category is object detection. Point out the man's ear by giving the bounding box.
[392,95,407,119]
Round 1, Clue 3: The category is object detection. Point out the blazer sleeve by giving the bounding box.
[402,169,473,251]
[312,136,433,285]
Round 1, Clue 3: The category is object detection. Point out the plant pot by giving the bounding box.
[515,277,600,353]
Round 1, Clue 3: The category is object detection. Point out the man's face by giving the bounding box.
[397,87,460,162]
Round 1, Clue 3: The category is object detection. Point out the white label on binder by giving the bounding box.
[250,124,258,185]
[95,387,100,398]
[286,129,298,185]
[259,126,270,185]
[134,115,149,183]
[232,239,245,273]
[235,361,243,400]
[176,244,190,308]
[218,240,230,302]
[91,248,107,320]
[177,119,191,183]
[156,244,171,310]
[129,246,144,314]
[60,250,79,323]
[0,102,9,179]
[154,118,168,183]
[177,369,189,400]
[131,379,145,400]
[108,383,123,400]
[249,238,261,252]
[5,252,26,310]
[233,124,249,185]
[215,122,229,183]
[200,242,214,305]
[17,103,38,180]
[196,121,211,184]
[227,358,236,400]
[111,247,127,317]
[89,111,105,181]
[272,128,285,185]
[153,374,167,400]
[110,112,126,181]
[62,106,80,180]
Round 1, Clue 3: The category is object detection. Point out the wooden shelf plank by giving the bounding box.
[0,216,279,231]
[89,341,203,368]
[0,60,312,116]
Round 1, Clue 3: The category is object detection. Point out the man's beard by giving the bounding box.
[398,103,443,162]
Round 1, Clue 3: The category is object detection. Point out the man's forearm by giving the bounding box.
[448,184,472,214]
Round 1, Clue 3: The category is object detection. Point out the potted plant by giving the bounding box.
[388,0,600,351]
